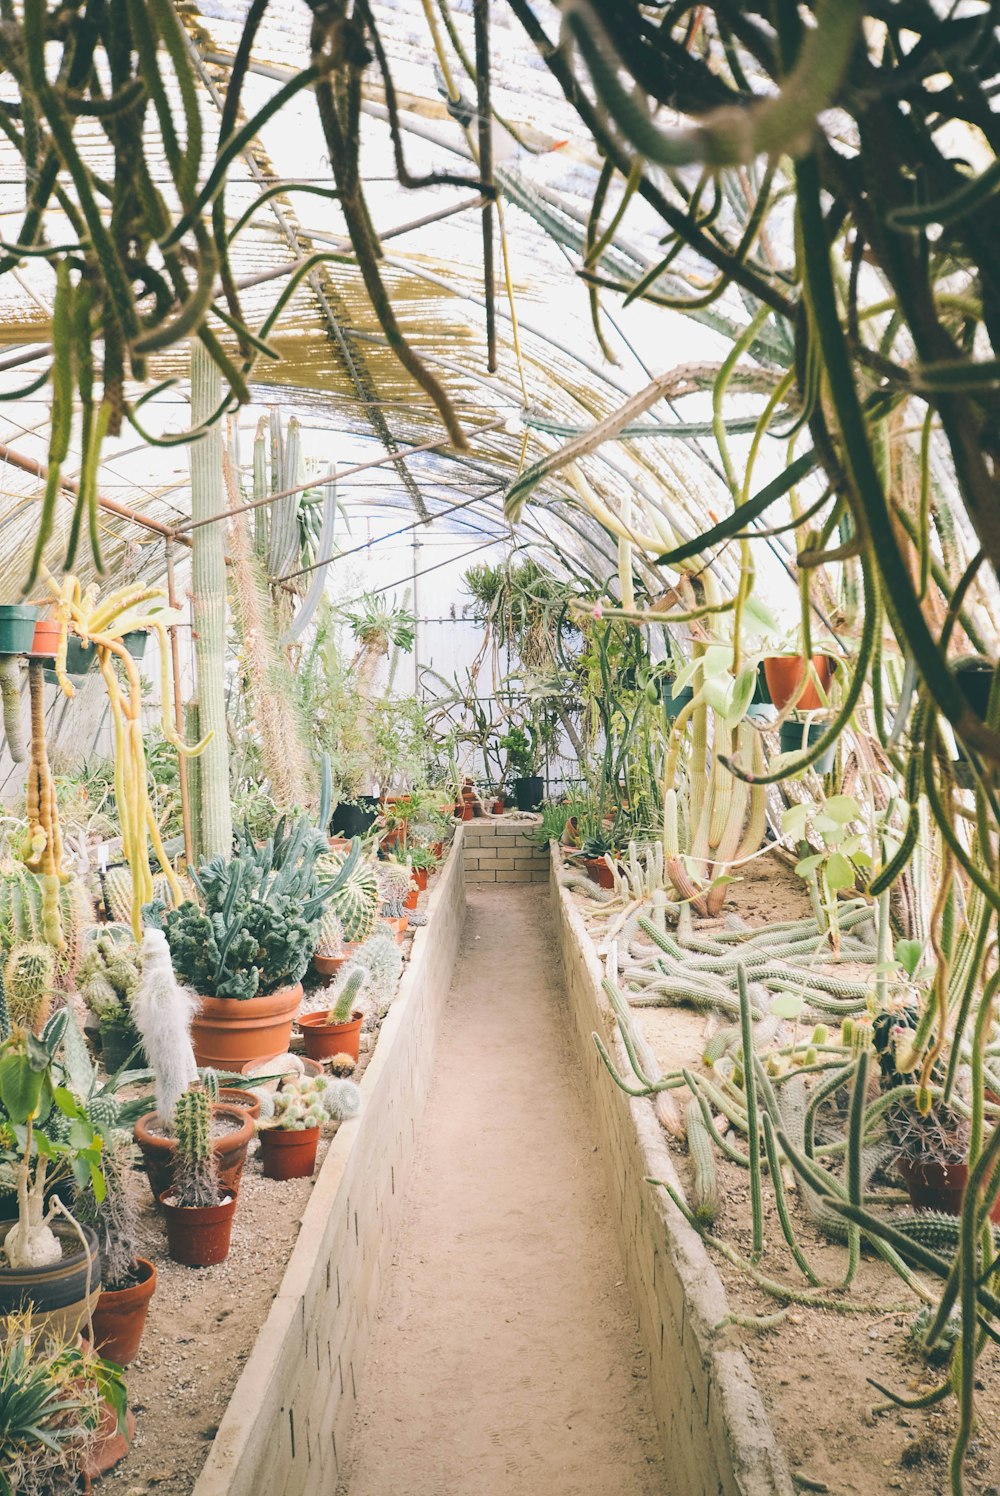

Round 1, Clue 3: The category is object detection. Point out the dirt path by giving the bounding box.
[336,885,670,1496]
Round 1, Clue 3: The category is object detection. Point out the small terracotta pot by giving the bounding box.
[413,867,429,892]
[431,841,444,859]
[383,915,407,945]
[259,1126,320,1180]
[91,1258,156,1366]
[328,836,352,854]
[379,824,406,852]
[134,1103,255,1205]
[404,886,418,911]
[160,1190,238,1266]
[81,1402,136,1484]
[298,1009,363,1063]
[313,951,350,980]
[586,857,616,890]
[217,1086,262,1122]
[29,618,61,659]
[763,653,836,712]
[459,803,474,821]
[898,1156,1000,1223]
[493,799,504,815]
[190,982,303,1071]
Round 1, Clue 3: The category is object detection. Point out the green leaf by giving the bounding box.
[742,592,781,638]
[781,803,811,839]
[895,938,924,979]
[794,853,824,877]
[772,992,805,1020]
[822,794,860,823]
[825,851,854,892]
[702,644,732,679]
[672,657,701,695]
[726,666,757,727]
[0,1051,45,1124]
[702,676,731,717]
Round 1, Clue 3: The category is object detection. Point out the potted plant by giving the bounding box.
[0,1020,105,1338]
[298,968,368,1063]
[258,1074,328,1180]
[161,817,369,1069]
[0,1306,128,1494]
[160,1086,237,1266]
[77,929,147,1074]
[580,830,617,889]
[330,794,380,840]
[0,604,38,656]
[499,726,544,811]
[75,1132,156,1366]
[130,926,255,1204]
[763,651,837,712]
[408,845,437,892]
[311,846,379,979]
[377,859,412,944]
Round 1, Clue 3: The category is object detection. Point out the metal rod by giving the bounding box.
[171,417,508,536]
[165,540,194,868]
[0,439,185,541]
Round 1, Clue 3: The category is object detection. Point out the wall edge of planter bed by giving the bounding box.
[550,848,795,1496]
[191,827,467,1496]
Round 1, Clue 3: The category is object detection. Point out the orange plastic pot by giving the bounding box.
[413,867,429,892]
[459,803,474,822]
[91,1258,156,1366]
[190,982,302,1070]
[313,951,350,980]
[762,654,836,712]
[298,1009,363,1062]
[29,618,61,658]
[160,1190,237,1266]
[383,915,407,945]
[133,1103,254,1205]
[259,1126,320,1181]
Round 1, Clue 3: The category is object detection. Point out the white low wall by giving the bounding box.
[551,854,794,1496]
[192,828,467,1496]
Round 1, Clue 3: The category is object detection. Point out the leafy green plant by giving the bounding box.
[782,794,868,949]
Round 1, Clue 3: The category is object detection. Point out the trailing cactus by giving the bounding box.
[3,943,55,1032]
[0,656,25,762]
[327,966,369,1025]
[0,966,8,1042]
[272,1074,327,1130]
[685,1098,719,1225]
[173,1087,218,1208]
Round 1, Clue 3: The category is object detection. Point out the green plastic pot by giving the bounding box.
[121,630,148,661]
[778,719,836,774]
[663,684,694,722]
[0,605,38,655]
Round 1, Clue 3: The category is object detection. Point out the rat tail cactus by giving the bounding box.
[3,942,55,1032]
[173,1087,218,1208]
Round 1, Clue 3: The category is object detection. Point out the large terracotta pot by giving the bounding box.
[190,982,303,1070]
[133,1103,255,1205]
[160,1191,237,1267]
[91,1258,156,1365]
[298,1009,363,1063]
[763,653,836,711]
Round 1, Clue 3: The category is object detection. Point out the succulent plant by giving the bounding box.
[77,929,141,1025]
[0,860,87,991]
[72,1130,139,1292]
[327,967,369,1026]
[172,1087,218,1208]
[322,1078,362,1122]
[3,943,55,1032]
[328,1053,356,1078]
[272,1074,327,1131]
[348,933,404,1019]
[316,850,379,945]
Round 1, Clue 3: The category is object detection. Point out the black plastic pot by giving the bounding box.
[121,630,148,660]
[513,775,544,812]
[330,796,378,838]
[779,720,835,774]
[0,605,38,655]
[100,1018,147,1074]
[0,1220,101,1335]
[953,661,995,787]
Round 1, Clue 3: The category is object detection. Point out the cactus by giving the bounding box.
[328,1052,356,1078]
[348,932,404,1018]
[316,851,379,944]
[0,965,8,1042]
[3,943,55,1031]
[84,1094,122,1130]
[78,930,141,1024]
[328,967,369,1025]
[173,1087,218,1208]
[322,1078,362,1121]
[315,909,345,960]
[272,1074,327,1130]
[0,861,86,991]
[685,1098,719,1225]
[132,926,199,1127]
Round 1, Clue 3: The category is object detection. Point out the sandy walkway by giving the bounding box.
[336,885,670,1496]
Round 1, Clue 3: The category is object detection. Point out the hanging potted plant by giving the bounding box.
[130,927,255,1204]
[298,967,368,1063]
[257,1074,329,1181]
[159,1087,238,1267]
[762,651,837,712]
[160,818,371,1070]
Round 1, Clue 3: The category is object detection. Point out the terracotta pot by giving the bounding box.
[298,1009,363,1063]
[493,799,504,815]
[459,803,474,821]
[134,1103,255,1206]
[404,886,418,911]
[313,951,350,980]
[190,982,303,1070]
[328,836,352,854]
[898,1156,1000,1223]
[217,1086,262,1122]
[762,653,836,712]
[413,867,429,892]
[586,857,616,890]
[28,618,61,659]
[0,604,38,655]
[379,823,407,852]
[259,1126,320,1181]
[431,841,444,859]
[91,1258,156,1365]
[383,915,407,945]
[81,1402,135,1484]
[160,1190,237,1266]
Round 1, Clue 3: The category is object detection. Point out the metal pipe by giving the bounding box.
[0,439,185,541]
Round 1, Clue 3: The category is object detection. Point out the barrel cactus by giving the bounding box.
[3,943,55,1031]
[316,851,379,944]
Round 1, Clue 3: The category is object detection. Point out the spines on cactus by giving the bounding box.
[328,966,369,1025]
[272,1074,327,1130]
[323,1078,362,1121]
[173,1087,218,1208]
[3,942,55,1031]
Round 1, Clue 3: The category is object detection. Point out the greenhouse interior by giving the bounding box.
[0,2,998,1494]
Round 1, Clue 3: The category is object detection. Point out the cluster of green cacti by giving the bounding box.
[334,933,403,1021]
[0,861,86,989]
[100,864,177,928]
[172,1087,218,1208]
[77,931,141,1024]
[3,943,56,1032]
[272,1074,328,1131]
[376,859,412,920]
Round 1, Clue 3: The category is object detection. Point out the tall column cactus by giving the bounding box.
[189,340,232,859]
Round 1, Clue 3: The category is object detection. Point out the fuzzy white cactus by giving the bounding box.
[132,927,199,1126]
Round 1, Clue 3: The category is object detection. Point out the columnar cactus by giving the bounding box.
[3,943,55,1031]
[327,966,369,1025]
[0,656,25,761]
[349,933,404,1017]
[173,1087,218,1208]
